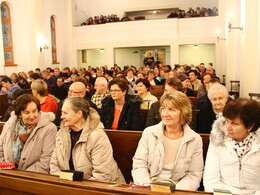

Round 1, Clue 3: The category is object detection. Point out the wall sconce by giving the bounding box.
[216,29,226,42]
[228,13,243,32]
[228,22,243,32]
[40,41,49,52]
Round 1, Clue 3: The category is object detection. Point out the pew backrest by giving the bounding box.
[0,94,8,117]
[150,85,164,99]
[0,122,4,135]
[105,129,210,183]
[105,130,142,183]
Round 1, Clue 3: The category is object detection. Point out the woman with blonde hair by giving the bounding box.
[132,91,203,190]
[31,79,58,114]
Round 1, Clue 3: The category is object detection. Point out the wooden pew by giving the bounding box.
[0,94,8,117]
[105,130,210,184]
[189,96,197,107]
[105,130,142,183]
[0,169,212,194]
[150,85,164,99]
[200,134,210,162]
[48,84,56,93]
[0,127,210,184]
[0,122,4,134]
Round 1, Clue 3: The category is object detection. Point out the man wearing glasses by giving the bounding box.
[54,82,97,126]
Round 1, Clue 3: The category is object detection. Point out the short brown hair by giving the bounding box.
[165,78,183,91]
[108,77,129,92]
[14,94,40,116]
[160,91,192,125]
[223,98,260,132]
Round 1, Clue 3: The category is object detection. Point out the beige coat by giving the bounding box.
[132,121,204,190]
[0,112,57,173]
[50,108,125,183]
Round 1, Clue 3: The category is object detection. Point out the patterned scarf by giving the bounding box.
[12,119,36,165]
[229,132,256,160]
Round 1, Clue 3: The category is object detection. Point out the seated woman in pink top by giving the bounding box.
[31,79,58,114]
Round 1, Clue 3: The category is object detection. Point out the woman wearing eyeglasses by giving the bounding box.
[100,77,144,130]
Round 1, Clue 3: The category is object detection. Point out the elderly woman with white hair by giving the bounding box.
[195,84,229,133]
[50,97,125,183]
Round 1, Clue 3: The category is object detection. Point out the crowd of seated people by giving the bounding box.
[80,13,131,26]
[1,62,260,193]
[0,61,221,125]
[167,6,218,18]
[80,6,218,26]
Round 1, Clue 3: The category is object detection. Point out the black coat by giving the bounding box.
[145,101,161,128]
[51,85,68,101]
[195,93,232,134]
[100,94,144,130]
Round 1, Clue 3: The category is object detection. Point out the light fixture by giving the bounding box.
[99,49,105,53]
[193,45,199,49]
[37,36,49,52]
[152,10,157,14]
[39,41,49,52]
[216,29,226,42]
[228,23,243,32]
[228,12,243,32]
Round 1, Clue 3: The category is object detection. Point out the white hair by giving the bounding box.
[207,84,229,100]
[95,77,108,86]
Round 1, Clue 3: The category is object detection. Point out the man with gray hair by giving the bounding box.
[91,77,109,108]
[54,81,97,126]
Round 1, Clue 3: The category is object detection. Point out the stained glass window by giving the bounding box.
[50,16,58,64]
[1,3,9,18]
[1,2,14,66]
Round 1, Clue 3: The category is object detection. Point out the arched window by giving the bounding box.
[50,16,58,64]
[1,2,15,66]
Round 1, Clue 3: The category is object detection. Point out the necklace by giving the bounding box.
[115,105,123,112]
[164,130,183,140]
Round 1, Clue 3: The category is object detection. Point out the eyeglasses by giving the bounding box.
[68,90,83,94]
[109,89,122,93]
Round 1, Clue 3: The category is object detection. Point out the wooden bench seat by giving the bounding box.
[0,169,211,194]
[0,94,8,117]
[105,129,210,183]
[0,123,210,188]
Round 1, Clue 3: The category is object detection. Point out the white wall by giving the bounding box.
[179,44,215,67]
[74,17,218,69]
[84,49,106,68]
[0,0,71,76]
[74,0,218,25]
[114,46,171,68]
[114,48,142,68]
